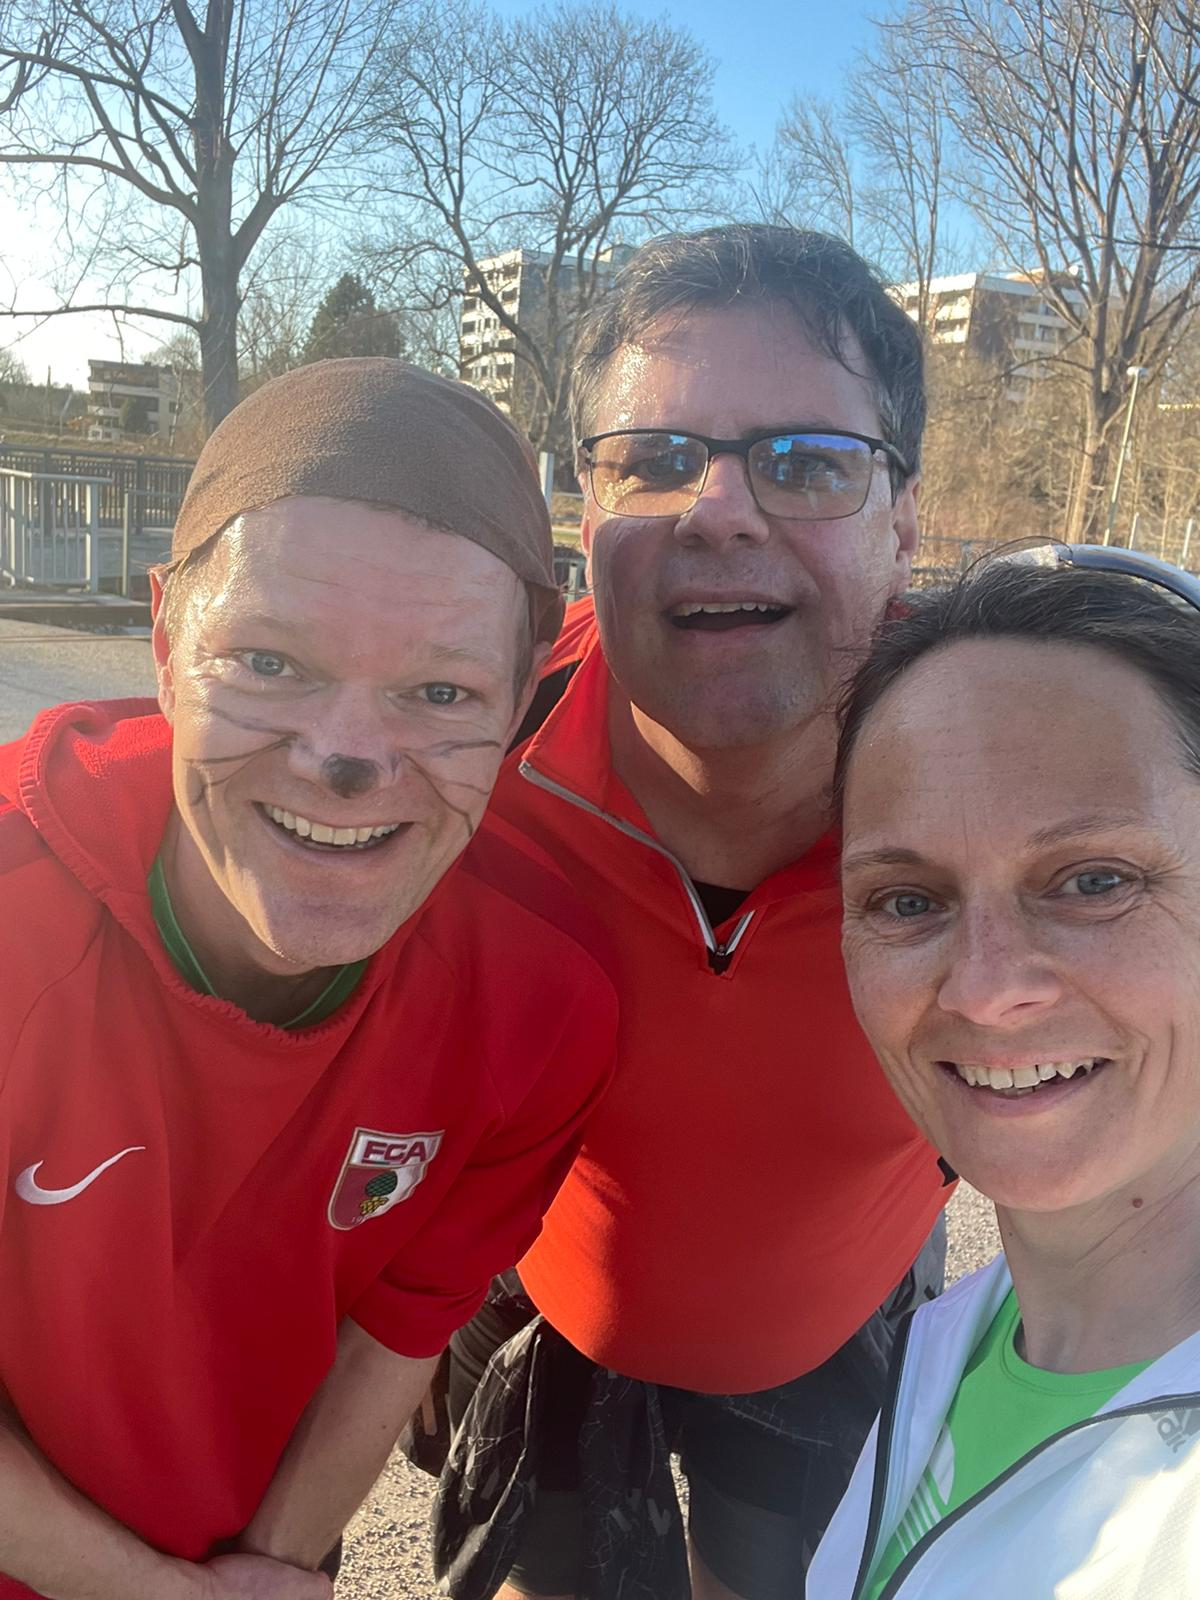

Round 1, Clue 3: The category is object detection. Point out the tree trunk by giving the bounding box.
[189,0,239,435]
[1065,417,1112,545]
[197,242,240,433]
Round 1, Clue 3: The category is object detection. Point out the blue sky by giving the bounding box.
[488,0,886,152]
[0,0,886,389]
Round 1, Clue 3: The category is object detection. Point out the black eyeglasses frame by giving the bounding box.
[577,426,911,522]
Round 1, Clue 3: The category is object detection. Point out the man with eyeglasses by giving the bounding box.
[434,225,948,1600]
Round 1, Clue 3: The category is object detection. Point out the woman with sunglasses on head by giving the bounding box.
[808,549,1200,1600]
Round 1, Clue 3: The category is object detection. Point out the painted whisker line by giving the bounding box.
[203,702,302,741]
[183,737,294,799]
[419,738,504,760]
[416,777,494,801]
[405,754,481,841]
[185,736,294,767]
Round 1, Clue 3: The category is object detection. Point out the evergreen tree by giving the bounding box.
[118,396,153,435]
[303,274,402,363]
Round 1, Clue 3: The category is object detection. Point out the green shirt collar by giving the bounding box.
[147,854,366,1029]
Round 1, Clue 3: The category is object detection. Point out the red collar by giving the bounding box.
[519,609,842,905]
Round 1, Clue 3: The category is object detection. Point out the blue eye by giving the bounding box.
[1064,869,1125,896]
[883,891,935,919]
[247,651,290,677]
[422,683,465,706]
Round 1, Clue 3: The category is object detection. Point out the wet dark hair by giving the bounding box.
[834,560,1200,810]
[571,223,926,486]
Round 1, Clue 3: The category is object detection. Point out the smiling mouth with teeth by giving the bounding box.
[670,601,792,632]
[261,804,404,850]
[944,1059,1112,1098]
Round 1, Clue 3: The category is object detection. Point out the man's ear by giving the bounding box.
[889,477,921,594]
[507,641,553,745]
[149,566,176,724]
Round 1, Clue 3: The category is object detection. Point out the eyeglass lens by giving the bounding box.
[587,432,878,521]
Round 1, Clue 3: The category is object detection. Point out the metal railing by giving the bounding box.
[0,444,192,541]
[119,488,174,597]
[0,469,112,590]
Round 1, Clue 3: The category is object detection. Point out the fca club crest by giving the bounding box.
[328,1127,444,1231]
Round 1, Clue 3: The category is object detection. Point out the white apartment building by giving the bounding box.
[893,271,1086,392]
[87,360,181,443]
[459,244,635,419]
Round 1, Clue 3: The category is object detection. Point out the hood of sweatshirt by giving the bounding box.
[0,697,174,916]
[0,697,416,1041]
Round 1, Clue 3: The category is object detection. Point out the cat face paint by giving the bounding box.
[152,496,538,982]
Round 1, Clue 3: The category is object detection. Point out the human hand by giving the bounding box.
[198,1552,333,1600]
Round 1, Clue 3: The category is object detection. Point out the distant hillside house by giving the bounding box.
[87,360,181,443]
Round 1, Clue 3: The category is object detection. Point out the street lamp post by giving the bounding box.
[1103,365,1150,546]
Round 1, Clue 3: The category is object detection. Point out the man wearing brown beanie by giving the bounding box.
[0,360,615,1600]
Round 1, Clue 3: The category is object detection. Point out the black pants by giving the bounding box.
[444,1218,946,1599]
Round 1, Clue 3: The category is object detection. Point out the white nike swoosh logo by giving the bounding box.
[15,1146,146,1206]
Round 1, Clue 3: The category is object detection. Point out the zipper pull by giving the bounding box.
[708,944,733,975]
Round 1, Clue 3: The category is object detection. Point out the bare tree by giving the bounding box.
[1108,306,1200,559]
[365,0,732,452]
[847,36,951,331]
[146,327,205,450]
[236,232,327,385]
[753,45,954,310]
[0,347,32,386]
[770,98,860,247]
[0,0,395,433]
[899,0,1200,542]
[919,343,1087,554]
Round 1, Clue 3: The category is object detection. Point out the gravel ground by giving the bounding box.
[0,623,1005,1598]
[340,1186,1003,1599]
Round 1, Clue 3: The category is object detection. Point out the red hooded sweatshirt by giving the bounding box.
[0,700,615,1585]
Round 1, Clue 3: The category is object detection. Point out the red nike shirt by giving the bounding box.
[0,701,615,1582]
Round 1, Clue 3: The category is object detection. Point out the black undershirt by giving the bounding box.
[692,879,751,927]
[511,660,752,934]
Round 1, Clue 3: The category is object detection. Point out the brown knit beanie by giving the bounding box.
[172,358,563,644]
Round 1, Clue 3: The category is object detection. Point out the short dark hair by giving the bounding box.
[571,223,926,484]
[834,561,1200,810]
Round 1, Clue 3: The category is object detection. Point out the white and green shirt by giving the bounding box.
[862,1289,1150,1599]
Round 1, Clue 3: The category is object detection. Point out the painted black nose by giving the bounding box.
[321,754,380,799]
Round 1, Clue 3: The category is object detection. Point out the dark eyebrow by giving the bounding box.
[774,419,862,435]
[619,418,862,440]
[842,812,1156,877]
[1027,811,1154,848]
[712,419,860,439]
[420,642,508,673]
[840,847,928,875]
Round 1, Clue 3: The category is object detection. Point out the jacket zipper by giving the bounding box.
[519,759,754,974]
[851,1311,914,1599]
[864,1385,1200,1599]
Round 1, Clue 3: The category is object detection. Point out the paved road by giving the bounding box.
[0,620,156,739]
[1,620,1001,1599]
